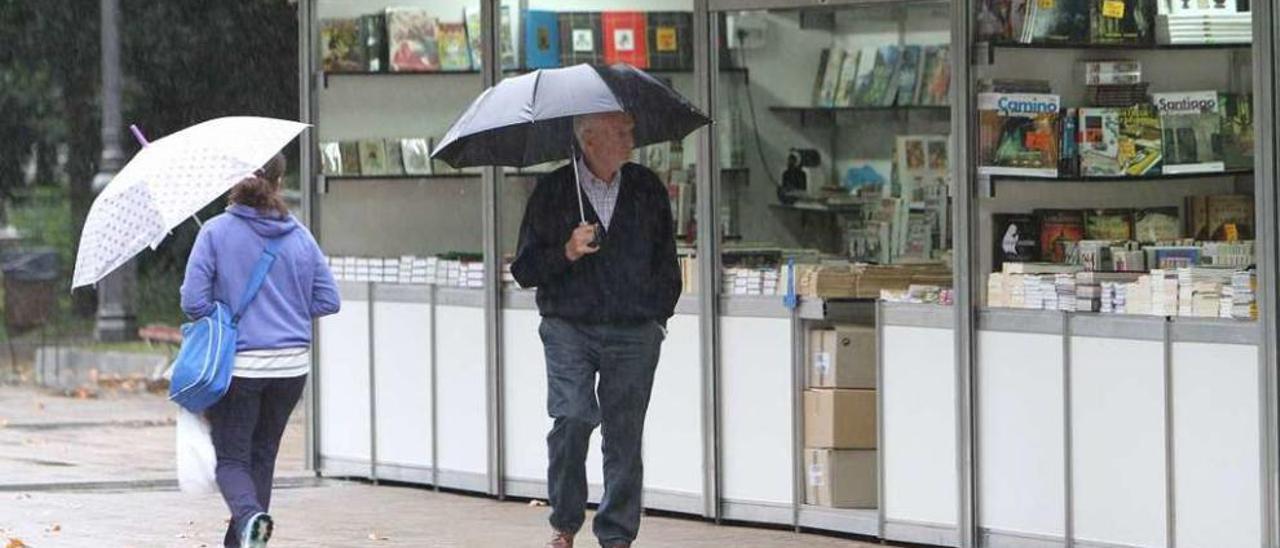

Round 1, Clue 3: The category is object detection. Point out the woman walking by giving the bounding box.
[180,153,340,547]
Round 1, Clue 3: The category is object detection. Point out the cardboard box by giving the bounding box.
[804,448,876,508]
[808,327,876,389]
[804,389,876,449]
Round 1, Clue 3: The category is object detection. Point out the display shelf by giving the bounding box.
[321,66,749,87]
[320,172,551,182]
[770,105,949,127]
[799,298,877,324]
[768,202,866,214]
[976,307,1259,343]
[985,168,1254,196]
[879,301,953,329]
[980,40,1252,63]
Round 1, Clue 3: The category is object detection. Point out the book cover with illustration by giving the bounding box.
[387,8,439,71]
[1036,209,1086,262]
[1134,207,1181,242]
[1117,103,1163,175]
[339,142,361,175]
[811,48,843,107]
[647,12,693,70]
[1028,0,1090,42]
[850,46,880,107]
[1090,0,1157,44]
[1085,208,1135,240]
[835,50,861,107]
[359,13,387,72]
[383,139,405,175]
[524,10,561,69]
[861,46,901,107]
[400,138,432,175]
[917,45,951,106]
[436,22,471,71]
[993,213,1039,269]
[978,93,1061,177]
[358,139,390,176]
[603,11,649,68]
[894,45,922,106]
[1079,107,1121,176]
[1154,91,1225,173]
[558,12,604,65]
[321,18,364,71]
[978,0,1014,41]
[1219,92,1253,170]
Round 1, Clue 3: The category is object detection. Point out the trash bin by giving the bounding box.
[0,247,59,331]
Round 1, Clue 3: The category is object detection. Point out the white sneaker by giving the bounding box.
[239,512,273,548]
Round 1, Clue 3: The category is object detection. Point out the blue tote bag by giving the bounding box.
[169,237,283,412]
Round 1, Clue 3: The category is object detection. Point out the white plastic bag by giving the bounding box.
[175,407,218,495]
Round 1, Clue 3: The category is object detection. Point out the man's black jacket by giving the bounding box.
[510,162,681,325]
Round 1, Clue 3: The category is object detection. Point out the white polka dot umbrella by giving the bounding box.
[71,116,308,289]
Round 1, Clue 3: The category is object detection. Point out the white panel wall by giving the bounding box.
[1172,342,1263,547]
[435,305,489,477]
[318,296,371,463]
[643,313,704,499]
[882,325,957,528]
[372,301,433,468]
[719,316,792,506]
[1070,337,1166,547]
[977,332,1065,539]
[502,310,552,485]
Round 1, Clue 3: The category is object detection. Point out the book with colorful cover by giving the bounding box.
[359,13,387,72]
[524,10,560,69]
[993,213,1039,269]
[1079,107,1122,176]
[1085,208,1135,240]
[917,45,951,106]
[1090,0,1157,45]
[387,8,439,72]
[894,45,922,106]
[602,11,648,68]
[1036,209,1086,262]
[978,93,1061,177]
[862,46,901,107]
[978,0,1014,41]
[1060,107,1080,176]
[321,18,364,71]
[1028,0,1089,42]
[559,12,604,65]
[1134,207,1180,242]
[834,50,861,107]
[647,12,693,71]
[436,22,471,71]
[358,139,390,176]
[1154,91,1225,174]
[339,141,361,175]
[1117,103,1163,175]
[812,48,844,107]
[1219,92,1253,171]
[850,46,879,107]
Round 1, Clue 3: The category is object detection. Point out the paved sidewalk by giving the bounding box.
[0,480,879,547]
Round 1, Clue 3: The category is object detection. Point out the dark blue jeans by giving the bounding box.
[206,374,307,548]
[540,317,663,546]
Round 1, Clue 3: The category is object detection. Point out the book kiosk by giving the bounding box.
[300,0,1280,545]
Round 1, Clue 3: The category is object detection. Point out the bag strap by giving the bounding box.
[232,237,285,326]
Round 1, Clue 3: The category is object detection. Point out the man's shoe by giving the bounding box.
[239,512,273,548]
[546,529,575,548]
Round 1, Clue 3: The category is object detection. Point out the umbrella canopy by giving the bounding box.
[432,63,712,169]
[72,116,308,288]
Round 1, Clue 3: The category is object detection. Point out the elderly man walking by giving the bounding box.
[510,111,681,548]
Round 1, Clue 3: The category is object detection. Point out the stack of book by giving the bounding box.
[1228,270,1257,320]
[1157,2,1252,45]
[880,285,953,305]
[723,267,782,296]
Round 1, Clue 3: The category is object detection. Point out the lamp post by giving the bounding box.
[92,0,136,342]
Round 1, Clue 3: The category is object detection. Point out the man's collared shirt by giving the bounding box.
[577,157,622,231]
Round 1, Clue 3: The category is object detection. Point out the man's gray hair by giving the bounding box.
[572,115,597,150]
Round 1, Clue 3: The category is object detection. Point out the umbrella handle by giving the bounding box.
[129,124,150,147]
[571,145,586,225]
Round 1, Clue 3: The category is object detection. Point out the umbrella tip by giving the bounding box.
[129,124,150,147]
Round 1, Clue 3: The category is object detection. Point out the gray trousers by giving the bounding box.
[540,317,663,546]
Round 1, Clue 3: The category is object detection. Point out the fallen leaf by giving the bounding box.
[49,524,60,533]
[368,532,389,541]
[528,499,547,507]
[7,538,29,548]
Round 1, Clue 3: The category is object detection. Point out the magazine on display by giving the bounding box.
[1219,92,1254,170]
[387,8,440,71]
[1153,91,1225,174]
[978,93,1061,177]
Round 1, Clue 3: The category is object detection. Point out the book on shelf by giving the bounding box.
[357,139,390,176]
[1085,208,1135,240]
[1134,207,1181,242]
[1059,107,1080,176]
[860,46,901,107]
[1079,107,1121,176]
[321,18,364,71]
[1037,209,1085,262]
[1025,0,1090,43]
[1117,103,1164,175]
[894,45,922,106]
[339,141,361,175]
[850,46,879,107]
[916,45,951,106]
[977,0,1015,41]
[812,48,843,107]
[978,78,1053,93]
[835,50,861,108]
[525,10,561,69]
[1219,92,1253,170]
[978,92,1061,177]
[993,213,1039,269]
[1187,194,1254,240]
[1154,91,1225,174]
[461,6,516,70]
[387,8,439,71]
[435,21,470,71]
[1078,60,1141,85]
[647,12,693,71]
[559,12,604,65]
[1090,0,1158,44]
[360,13,388,72]
[1010,0,1032,42]
[400,138,432,175]
[383,139,405,175]
[319,142,342,175]
[602,11,649,68]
